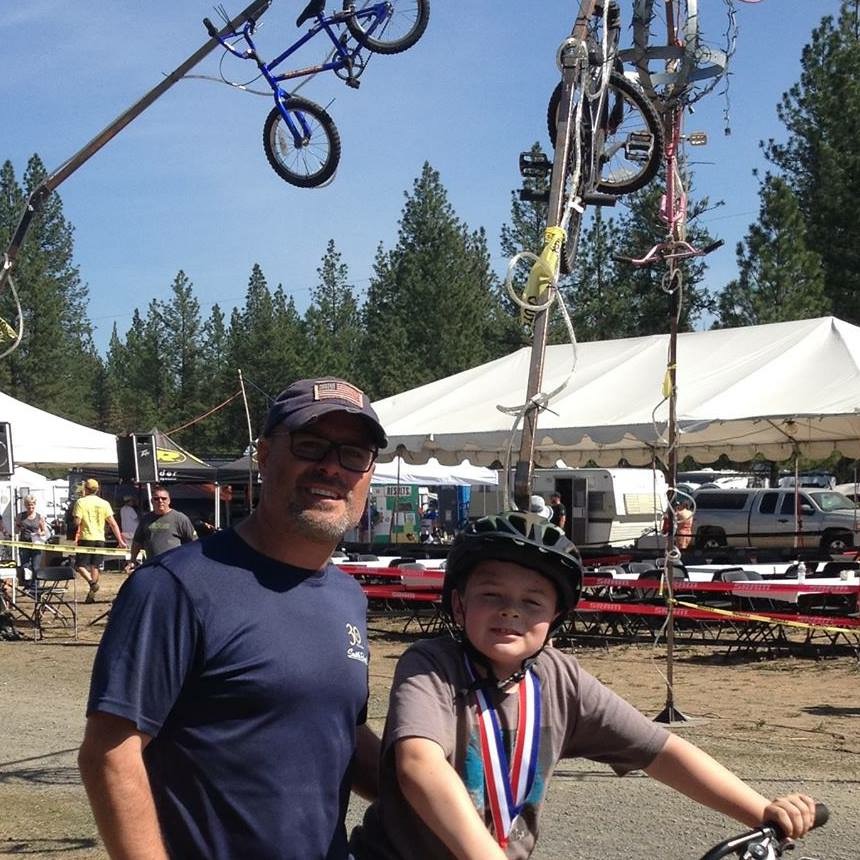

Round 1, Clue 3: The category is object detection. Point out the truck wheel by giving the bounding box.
[696,529,726,550]
[822,531,853,555]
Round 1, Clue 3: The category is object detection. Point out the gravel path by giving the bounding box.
[1,571,858,858]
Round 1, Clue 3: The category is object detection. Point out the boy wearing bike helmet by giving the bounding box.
[350,511,815,860]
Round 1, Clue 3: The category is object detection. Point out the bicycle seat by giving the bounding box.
[296,0,325,27]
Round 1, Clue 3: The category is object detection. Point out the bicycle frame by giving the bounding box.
[210,3,392,145]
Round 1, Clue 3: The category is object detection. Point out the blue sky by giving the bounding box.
[0,1,842,353]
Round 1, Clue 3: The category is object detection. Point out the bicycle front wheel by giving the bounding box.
[262,97,341,188]
[343,0,429,54]
[548,71,664,196]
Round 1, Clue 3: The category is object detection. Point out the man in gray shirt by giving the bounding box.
[131,487,197,563]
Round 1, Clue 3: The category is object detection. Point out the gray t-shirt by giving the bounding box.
[133,509,197,560]
[351,636,669,860]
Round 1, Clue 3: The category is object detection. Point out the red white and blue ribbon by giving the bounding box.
[465,657,541,848]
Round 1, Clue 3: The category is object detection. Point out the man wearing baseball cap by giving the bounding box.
[73,478,127,603]
[80,377,386,859]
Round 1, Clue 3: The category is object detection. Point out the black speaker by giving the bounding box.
[0,422,13,479]
[115,433,158,483]
[135,434,159,483]
[116,435,136,481]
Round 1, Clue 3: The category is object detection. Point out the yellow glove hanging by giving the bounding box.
[521,226,566,327]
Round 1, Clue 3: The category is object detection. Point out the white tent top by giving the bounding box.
[371,456,497,486]
[374,317,860,467]
[1,389,117,469]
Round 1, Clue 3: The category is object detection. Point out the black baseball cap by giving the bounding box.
[263,378,387,448]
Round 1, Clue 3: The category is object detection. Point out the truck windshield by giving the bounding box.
[813,492,857,512]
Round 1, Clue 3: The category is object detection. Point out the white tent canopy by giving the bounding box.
[0,390,118,469]
[373,317,860,467]
[371,456,498,486]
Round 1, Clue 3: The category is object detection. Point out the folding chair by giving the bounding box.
[718,570,789,659]
[31,566,78,639]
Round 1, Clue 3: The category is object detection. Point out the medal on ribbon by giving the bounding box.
[465,657,541,848]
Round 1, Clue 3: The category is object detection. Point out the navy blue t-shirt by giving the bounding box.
[87,529,371,860]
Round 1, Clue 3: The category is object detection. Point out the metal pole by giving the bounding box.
[237,369,256,513]
[655,107,687,724]
[0,0,272,299]
[513,0,597,511]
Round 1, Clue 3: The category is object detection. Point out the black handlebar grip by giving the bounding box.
[772,801,830,842]
[812,802,830,830]
[701,239,725,255]
[203,17,220,38]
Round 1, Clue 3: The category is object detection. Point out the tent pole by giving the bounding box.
[214,482,221,531]
[237,369,255,514]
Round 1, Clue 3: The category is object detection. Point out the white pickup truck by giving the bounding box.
[691,488,860,554]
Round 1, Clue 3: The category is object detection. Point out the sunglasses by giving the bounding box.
[152,496,170,501]
[275,431,377,473]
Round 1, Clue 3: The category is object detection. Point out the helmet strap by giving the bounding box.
[456,632,547,693]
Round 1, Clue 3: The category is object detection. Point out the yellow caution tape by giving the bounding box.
[675,599,859,635]
[0,539,129,557]
[662,363,675,399]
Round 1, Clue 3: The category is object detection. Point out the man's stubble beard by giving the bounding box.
[286,496,361,543]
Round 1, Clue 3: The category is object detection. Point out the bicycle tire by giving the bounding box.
[547,71,664,196]
[262,97,341,188]
[560,206,584,277]
[547,83,591,275]
[343,0,429,54]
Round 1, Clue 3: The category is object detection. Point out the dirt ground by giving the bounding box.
[1,570,858,859]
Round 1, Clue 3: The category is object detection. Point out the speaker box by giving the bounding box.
[115,433,158,483]
[0,422,13,479]
[134,434,159,483]
[116,435,136,481]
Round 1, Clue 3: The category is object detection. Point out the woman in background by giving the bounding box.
[16,495,50,573]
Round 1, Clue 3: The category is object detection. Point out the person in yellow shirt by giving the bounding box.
[73,479,127,603]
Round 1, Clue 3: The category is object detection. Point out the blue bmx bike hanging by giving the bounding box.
[205,0,430,187]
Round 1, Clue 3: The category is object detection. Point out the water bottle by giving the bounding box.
[796,560,807,583]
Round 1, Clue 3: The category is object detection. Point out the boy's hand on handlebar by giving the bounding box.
[761,793,817,840]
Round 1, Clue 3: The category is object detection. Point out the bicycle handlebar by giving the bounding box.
[699,802,829,860]
[612,238,724,267]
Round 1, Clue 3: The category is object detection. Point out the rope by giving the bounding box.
[0,258,24,359]
[165,390,242,435]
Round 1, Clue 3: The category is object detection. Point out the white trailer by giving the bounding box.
[526,467,667,548]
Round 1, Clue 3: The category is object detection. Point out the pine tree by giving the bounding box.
[107,308,162,432]
[361,163,499,398]
[498,142,552,351]
[224,265,308,444]
[305,239,362,379]
[611,182,717,336]
[765,1,860,322]
[560,209,633,341]
[360,244,413,398]
[0,156,101,423]
[196,303,238,454]
[160,271,209,450]
[714,175,828,328]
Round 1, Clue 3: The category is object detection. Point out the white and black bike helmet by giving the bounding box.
[443,511,583,638]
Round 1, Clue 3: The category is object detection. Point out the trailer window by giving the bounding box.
[588,492,608,514]
[623,493,660,515]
